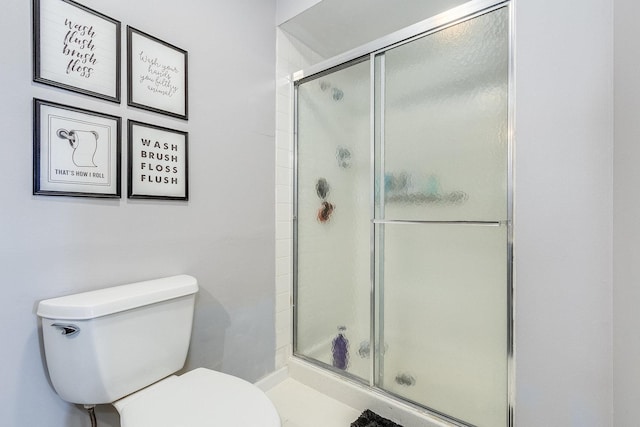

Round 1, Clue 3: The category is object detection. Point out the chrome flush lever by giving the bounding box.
[51,323,80,337]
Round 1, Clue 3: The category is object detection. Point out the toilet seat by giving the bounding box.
[114,368,281,427]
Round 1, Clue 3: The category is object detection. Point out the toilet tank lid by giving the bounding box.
[37,275,198,320]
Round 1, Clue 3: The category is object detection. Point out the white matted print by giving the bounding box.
[128,120,188,200]
[34,0,121,102]
[34,99,121,198]
[127,27,188,119]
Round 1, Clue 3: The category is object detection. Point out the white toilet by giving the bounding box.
[37,275,281,427]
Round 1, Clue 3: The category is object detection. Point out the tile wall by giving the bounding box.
[274,29,325,369]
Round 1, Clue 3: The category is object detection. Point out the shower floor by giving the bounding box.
[266,378,360,427]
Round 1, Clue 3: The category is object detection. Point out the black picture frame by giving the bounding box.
[33,99,122,198]
[33,0,121,103]
[127,120,189,200]
[127,27,189,120]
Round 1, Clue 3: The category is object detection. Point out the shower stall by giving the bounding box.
[292,1,512,426]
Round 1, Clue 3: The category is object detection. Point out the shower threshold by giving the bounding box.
[283,357,461,427]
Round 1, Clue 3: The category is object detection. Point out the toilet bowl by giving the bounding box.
[37,275,281,427]
[114,368,280,427]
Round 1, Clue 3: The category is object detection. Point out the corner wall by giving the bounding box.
[276,0,322,25]
[0,1,276,426]
[613,0,640,425]
[514,0,613,425]
[274,29,325,369]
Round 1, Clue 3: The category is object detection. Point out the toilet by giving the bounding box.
[37,275,281,427]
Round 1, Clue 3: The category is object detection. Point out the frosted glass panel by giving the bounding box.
[295,60,371,380]
[382,8,509,221]
[378,223,508,427]
[294,5,511,426]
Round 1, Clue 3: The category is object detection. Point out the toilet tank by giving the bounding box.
[37,275,198,405]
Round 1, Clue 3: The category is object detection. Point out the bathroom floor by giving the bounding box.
[266,378,361,427]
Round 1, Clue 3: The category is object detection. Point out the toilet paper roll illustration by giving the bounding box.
[57,129,99,167]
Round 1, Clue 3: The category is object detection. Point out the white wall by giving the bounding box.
[514,0,613,425]
[276,0,321,25]
[0,1,276,426]
[613,0,640,425]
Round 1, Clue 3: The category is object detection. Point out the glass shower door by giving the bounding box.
[375,7,510,427]
[293,4,512,426]
[295,59,371,382]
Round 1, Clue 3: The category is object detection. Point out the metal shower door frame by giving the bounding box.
[291,0,515,425]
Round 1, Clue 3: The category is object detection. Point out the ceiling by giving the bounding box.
[280,0,472,59]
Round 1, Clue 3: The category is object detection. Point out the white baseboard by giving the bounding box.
[255,366,289,392]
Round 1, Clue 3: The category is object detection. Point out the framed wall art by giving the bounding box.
[33,99,121,198]
[33,0,121,102]
[128,120,188,200]
[127,27,189,120]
